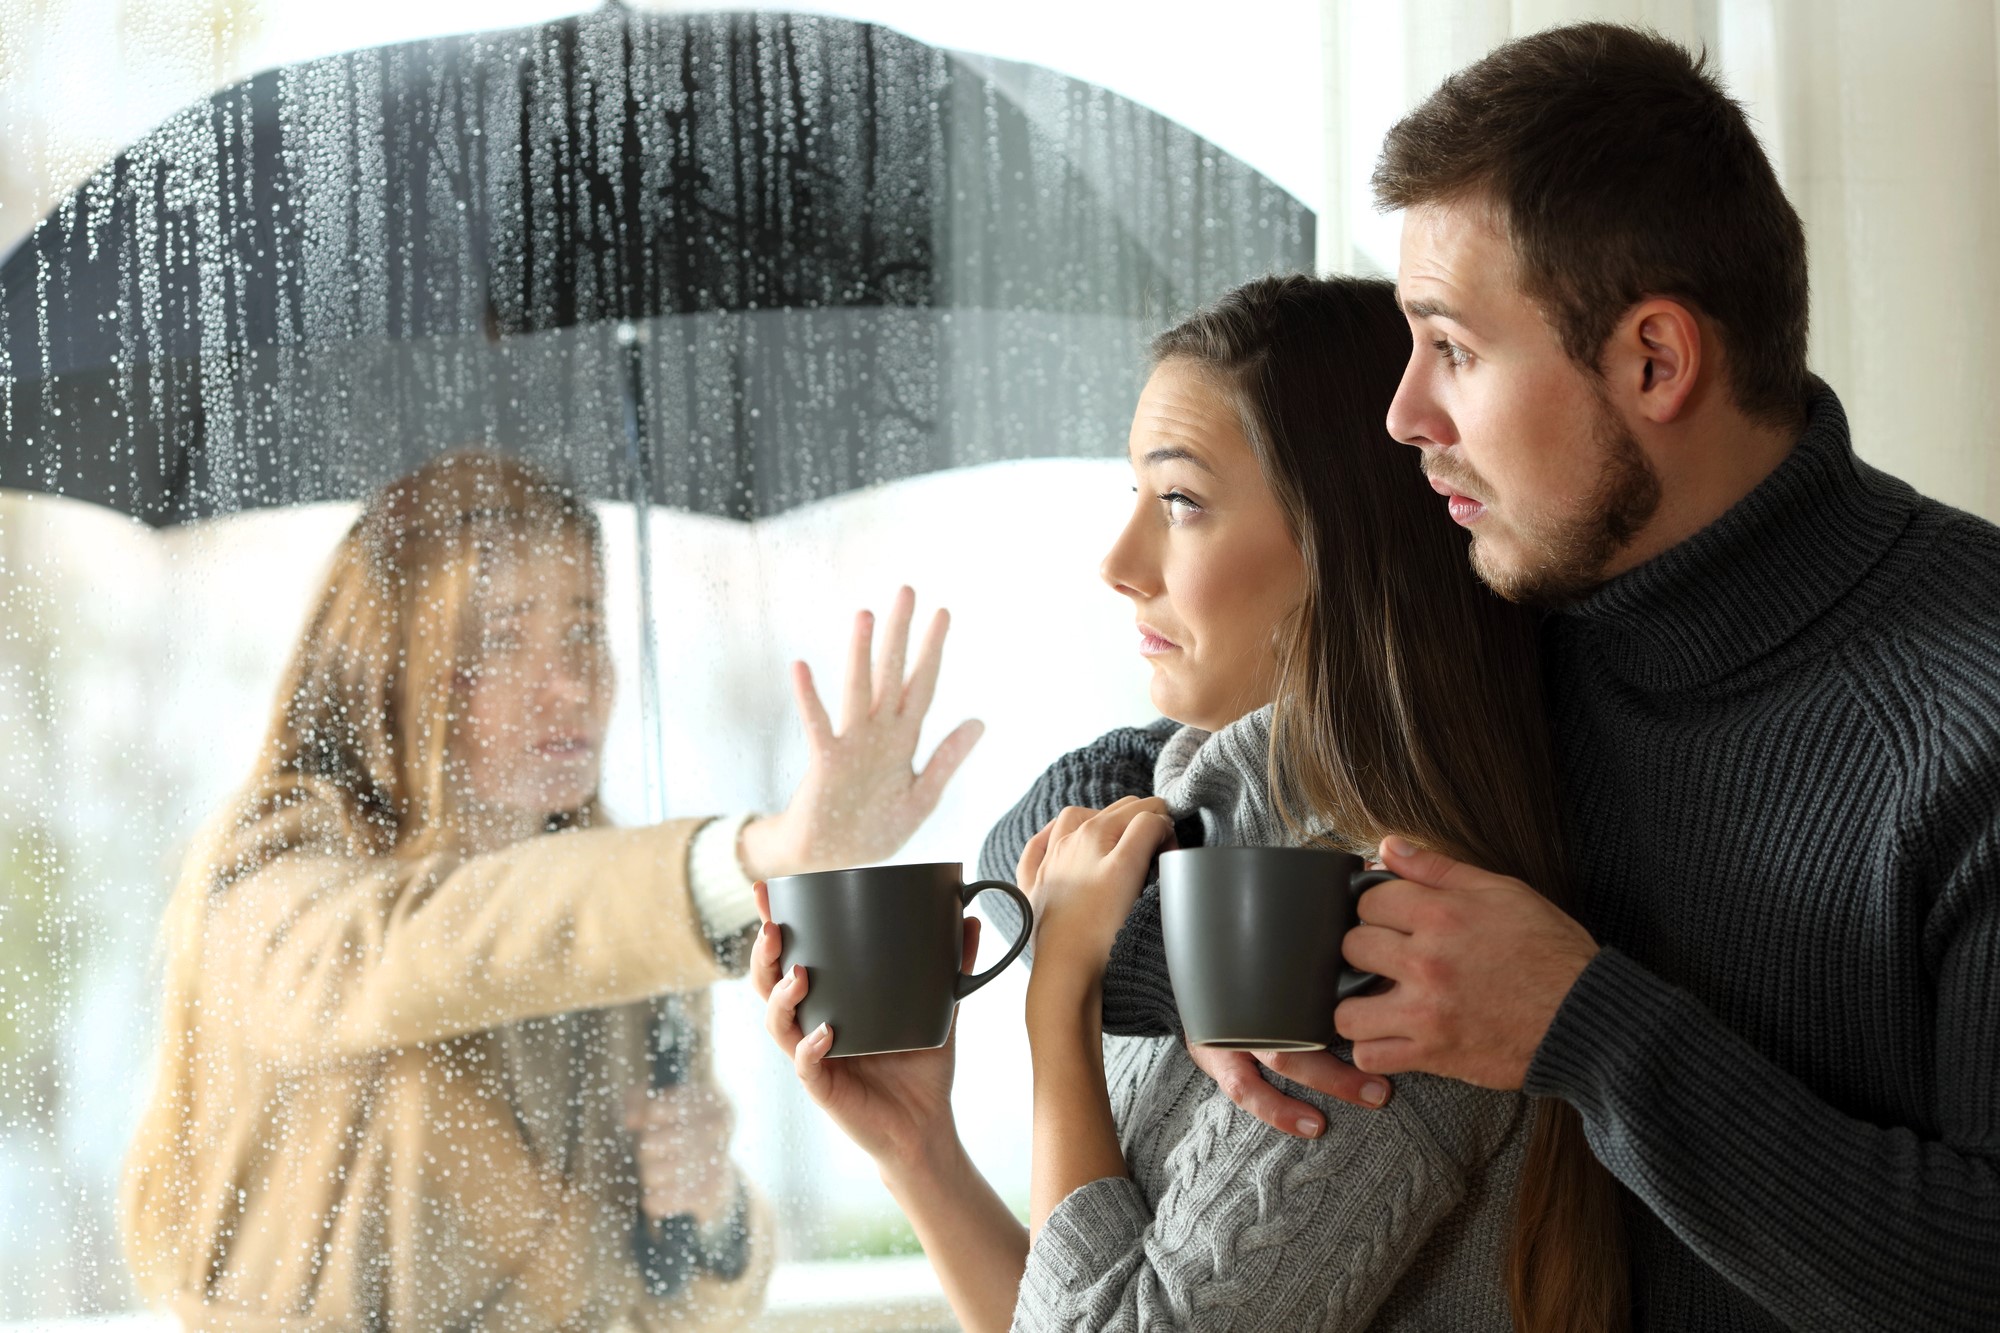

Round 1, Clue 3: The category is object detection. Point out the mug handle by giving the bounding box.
[1337,869,1399,1001]
[954,880,1036,1000]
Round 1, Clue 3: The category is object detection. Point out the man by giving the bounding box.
[1198,22,2000,1330]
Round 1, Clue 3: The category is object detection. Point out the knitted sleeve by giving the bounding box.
[1012,1061,1522,1333]
[975,721,1181,950]
[1526,794,2000,1329]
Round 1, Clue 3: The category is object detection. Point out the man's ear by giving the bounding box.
[1605,298,1703,425]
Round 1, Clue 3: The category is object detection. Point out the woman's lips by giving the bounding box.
[531,734,594,759]
[1137,623,1179,656]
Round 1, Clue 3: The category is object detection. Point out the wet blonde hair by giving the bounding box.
[235,450,605,865]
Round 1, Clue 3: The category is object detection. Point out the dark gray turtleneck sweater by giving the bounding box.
[1522,384,2000,1331]
[983,385,2000,1330]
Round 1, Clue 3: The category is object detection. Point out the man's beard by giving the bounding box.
[1436,400,1662,608]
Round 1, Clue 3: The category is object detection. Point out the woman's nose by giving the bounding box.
[535,658,594,709]
[1099,506,1157,599]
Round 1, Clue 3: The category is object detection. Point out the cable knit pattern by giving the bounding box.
[995,717,1523,1331]
[1012,1030,1523,1333]
[1519,383,2000,1331]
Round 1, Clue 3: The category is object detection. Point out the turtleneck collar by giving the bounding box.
[1557,382,1922,694]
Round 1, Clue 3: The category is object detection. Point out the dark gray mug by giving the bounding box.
[767,862,1034,1057]
[1159,846,1395,1050]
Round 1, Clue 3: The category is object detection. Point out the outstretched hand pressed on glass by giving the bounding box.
[737,585,984,880]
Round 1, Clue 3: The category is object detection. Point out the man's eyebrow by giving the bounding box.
[1399,295,1462,323]
[1140,446,1215,474]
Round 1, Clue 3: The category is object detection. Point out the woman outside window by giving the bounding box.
[122,452,981,1330]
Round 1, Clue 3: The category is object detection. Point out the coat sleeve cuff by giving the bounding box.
[686,813,762,944]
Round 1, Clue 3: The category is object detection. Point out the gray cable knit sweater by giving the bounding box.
[986,709,1523,1332]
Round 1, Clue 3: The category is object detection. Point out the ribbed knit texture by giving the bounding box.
[1519,384,2000,1331]
[979,717,1201,1036]
[991,714,1524,1331]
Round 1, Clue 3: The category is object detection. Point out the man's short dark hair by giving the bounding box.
[1374,23,1810,428]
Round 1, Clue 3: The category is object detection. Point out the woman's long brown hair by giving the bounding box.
[1153,274,1629,1333]
[237,449,605,864]
[123,451,607,1295]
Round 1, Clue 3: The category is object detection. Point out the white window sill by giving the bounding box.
[0,1257,955,1333]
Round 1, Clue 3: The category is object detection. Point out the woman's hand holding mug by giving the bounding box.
[1015,796,1176,988]
[751,881,973,1176]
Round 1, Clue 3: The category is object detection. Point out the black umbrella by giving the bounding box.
[0,2,1312,526]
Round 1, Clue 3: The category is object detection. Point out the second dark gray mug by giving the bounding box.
[1159,846,1395,1050]
[767,862,1034,1057]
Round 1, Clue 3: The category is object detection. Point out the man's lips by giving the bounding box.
[1427,474,1487,526]
[530,734,594,759]
[1137,623,1180,656]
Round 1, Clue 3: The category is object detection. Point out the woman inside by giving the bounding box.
[123,452,982,1331]
[753,275,1627,1331]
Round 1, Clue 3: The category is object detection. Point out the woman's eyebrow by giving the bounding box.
[1140,446,1215,474]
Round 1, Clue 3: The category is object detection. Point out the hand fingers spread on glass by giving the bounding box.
[788,660,834,748]
[900,604,951,722]
[873,584,916,708]
[840,607,876,734]
[911,716,984,815]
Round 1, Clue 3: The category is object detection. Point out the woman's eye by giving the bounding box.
[1432,337,1471,369]
[1156,490,1202,523]
[566,621,604,647]
[479,632,523,654]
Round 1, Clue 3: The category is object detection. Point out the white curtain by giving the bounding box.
[1321,0,2000,524]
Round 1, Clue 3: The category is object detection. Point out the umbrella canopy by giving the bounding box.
[0,3,1312,526]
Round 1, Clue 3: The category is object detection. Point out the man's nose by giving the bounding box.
[1386,355,1449,449]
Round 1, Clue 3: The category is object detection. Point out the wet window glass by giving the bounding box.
[0,2,1321,1326]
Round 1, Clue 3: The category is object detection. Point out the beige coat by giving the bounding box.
[124,801,773,1332]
